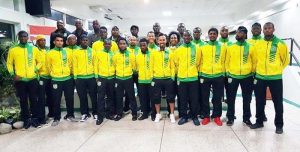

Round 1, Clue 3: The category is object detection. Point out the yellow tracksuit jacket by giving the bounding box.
[136,50,153,83]
[199,41,226,78]
[247,35,263,45]
[94,49,115,79]
[38,47,50,79]
[73,47,95,79]
[174,43,200,81]
[6,43,42,81]
[255,35,289,80]
[92,39,118,54]
[219,37,233,46]
[192,39,206,47]
[46,47,73,81]
[148,43,159,52]
[152,48,175,79]
[113,50,136,80]
[225,41,255,79]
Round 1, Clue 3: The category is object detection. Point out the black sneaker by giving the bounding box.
[243,120,253,126]
[275,128,283,134]
[250,123,264,129]
[178,118,188,125]
[96,119,103,125]
[151,114,156,121]
[263,116,268,122]
[226,120,234,126]
[31,119,41,128]
[114,115,122,121]
[63,115,68,120]
[132,115,137,121]
[106,115,115,120]
[138,114,148,120]
[23,119,31,129]
[123,107,130,114]
[192,118,200,126]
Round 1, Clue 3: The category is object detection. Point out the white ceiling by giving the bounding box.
[50,0,293,35]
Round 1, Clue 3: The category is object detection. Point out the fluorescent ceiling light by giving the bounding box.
[162,11,172,16]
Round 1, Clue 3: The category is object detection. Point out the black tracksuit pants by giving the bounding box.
[254,78,284,128]
[115,78,137,116]
[226,76,253,121]
[201,76,224,118]
[97,78,115,119]
[75,78,97,115]
[52,79,74,120]
[15,79,39,121]
[138,83,151,116]
[37,77,53,122]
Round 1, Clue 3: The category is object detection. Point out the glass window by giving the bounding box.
[0,22,15,65]
[46,9,64,21]
[66,14,80,26]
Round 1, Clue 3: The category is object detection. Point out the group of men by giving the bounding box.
[6,20,289,134]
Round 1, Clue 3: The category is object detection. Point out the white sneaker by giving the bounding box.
[154,114,162,123]
[170,114,176,123]
[80,114,89,122]
[93,115,98,120]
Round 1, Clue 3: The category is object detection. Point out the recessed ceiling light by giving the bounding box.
[162,11,172,16]
[144,0,150,4]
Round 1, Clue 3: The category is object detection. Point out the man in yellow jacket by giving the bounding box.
[250,22,289,134]
[46,34,75,126]
[247,22,268,122]
[113,37,138,121]
[7,31,42,129]
[94,39,116,125]
[225,26,255,127]
[199,28,227,126]
[73,35,97,122]
[35,35,52,125]
[175,30,201,126]
[248,22,263,46]
[135,38,153,120]
[92,26,118,53]
[147,31,159,52]
[151,34,176,123]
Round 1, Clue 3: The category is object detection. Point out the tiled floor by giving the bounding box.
[1,97,300,152]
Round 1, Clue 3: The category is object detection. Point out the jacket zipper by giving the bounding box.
[240,46,242,75]
[123,53,125,77]
[85,50,88,75]
[265,42,269,75]
[212,46,214,74]
[24,48,28,78]
[60,51,63,76]
[162,52,165,78]
[186,48,188,78]
[144,54,146,80]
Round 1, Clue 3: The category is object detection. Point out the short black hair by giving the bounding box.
[117,37,127,44]
[158,33,165,37]
[53,33,64,40]
[183,30,192,36]
[208,28,218,34]
[17,30,28,37]
[130,25,139,30]
[168,31,180,41]
[112,26,119,30]
[147,31,154,36]
[80,34,88,40]
[104,38,112,44]
[99,26,107,31]
[264,22,275,28]
[139,38,148,44]
[252,22,261,28]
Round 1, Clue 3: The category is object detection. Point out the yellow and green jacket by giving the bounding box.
[148,43,159,52]
[127,45,141,56]
[225,41,255,79]
[255,35,289,80]
[199,41,227,78]
[73,47,95,79]
[219,37,233,46]
[152,48,175,80]
[174,43,200,81]
[192,39,206,47]
[113,49,136,80]
[92,39,118,54]
[136,50,153,83]
[94,49,115,79]
[6,43,42,81]
[37,47,50,79]
[46,47,73,81]
[247,35,263,46]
